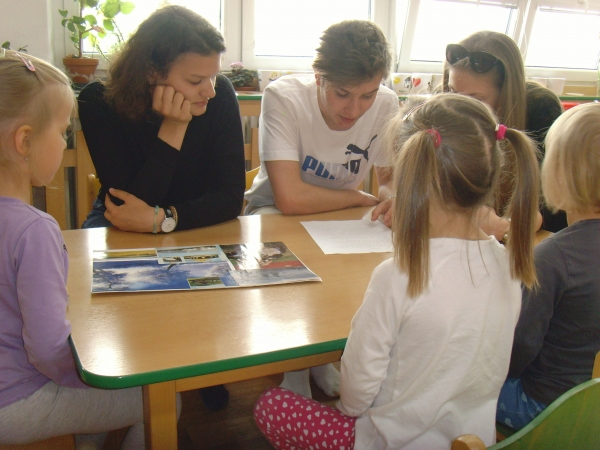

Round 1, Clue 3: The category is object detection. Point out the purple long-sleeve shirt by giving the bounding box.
[0,197,86,409]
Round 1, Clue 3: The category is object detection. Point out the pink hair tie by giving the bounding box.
[495,124,507,140]
[426,129,442,148]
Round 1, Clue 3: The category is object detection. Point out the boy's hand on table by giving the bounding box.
[104,188,162,233]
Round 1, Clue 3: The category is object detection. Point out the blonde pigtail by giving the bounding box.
[393,130,440,298]
[502,128,540,288]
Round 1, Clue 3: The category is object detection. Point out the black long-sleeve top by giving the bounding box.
[525,82,568,232]
[508,220,600,405]
[78,75,245,231]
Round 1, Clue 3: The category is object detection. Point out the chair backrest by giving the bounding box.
[452,378,600,450]
[38,129,97,230]
[75,130,97,228]
[245,167,260,191]
[43,147,77,230]
[239,98,260,170]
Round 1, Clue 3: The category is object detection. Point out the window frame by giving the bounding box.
[52,0,600,85]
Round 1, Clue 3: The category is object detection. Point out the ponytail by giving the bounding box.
[500,128,539,288]
[393,128,440,298]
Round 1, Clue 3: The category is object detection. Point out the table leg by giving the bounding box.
[143,381,178,450]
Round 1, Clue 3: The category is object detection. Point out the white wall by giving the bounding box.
[1,0,56,63]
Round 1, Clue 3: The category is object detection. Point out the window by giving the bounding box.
[80,0,222,57]
[53,0,600,85]
[396,0,518,72]
[409,0,517,63]
[525,5,600,70]
[242,0,373,70]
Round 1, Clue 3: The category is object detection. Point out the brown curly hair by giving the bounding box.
[104,5,225,122]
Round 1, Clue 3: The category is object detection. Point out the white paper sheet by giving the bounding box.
[301,219,393,254]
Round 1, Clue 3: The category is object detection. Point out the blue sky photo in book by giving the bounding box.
[93,259,237,292]
[91,242,320,293]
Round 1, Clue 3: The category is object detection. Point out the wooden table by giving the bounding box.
[64,207,390,449]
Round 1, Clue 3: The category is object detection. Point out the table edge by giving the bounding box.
[70,336,347,389]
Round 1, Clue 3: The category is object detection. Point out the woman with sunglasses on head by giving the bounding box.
[78,6,245,235]
[443,31,566,235]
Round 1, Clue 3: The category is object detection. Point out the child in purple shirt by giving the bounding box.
[0,50,145,448]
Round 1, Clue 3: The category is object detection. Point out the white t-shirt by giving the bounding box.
[338,237,522,450]
[245,75,399,212]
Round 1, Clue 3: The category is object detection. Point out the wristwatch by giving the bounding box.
[161,207,177,233]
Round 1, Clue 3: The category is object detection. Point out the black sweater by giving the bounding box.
[525,82,567,232]
[78,75,245,231]
[509,220,600,405]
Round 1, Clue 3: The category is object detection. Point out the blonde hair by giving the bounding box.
[442,31,527,130]
[0,51,74,170]
[387,94,539,297]
[542,103,600,214]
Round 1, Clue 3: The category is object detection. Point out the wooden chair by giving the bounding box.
[238,97,260,170]
[453,352,600,449]
[452,378,600,449]
[38,129,96,230]
[75,130,97,228]
[43,147,77,230]
[245,167,260,191]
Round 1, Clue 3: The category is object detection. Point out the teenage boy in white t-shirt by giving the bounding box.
[245,20,399,218]
[245,20,400,399]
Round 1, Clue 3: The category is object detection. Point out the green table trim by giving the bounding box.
[70,336,347,389]
[559,96,600,101]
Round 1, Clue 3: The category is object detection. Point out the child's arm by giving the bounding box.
[338,270,399,416]
[16,218,87,388]
[508,239,566,377]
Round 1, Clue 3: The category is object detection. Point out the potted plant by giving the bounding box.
[59,0,134,83]
[1,42,28,52]
[226,62,258,91]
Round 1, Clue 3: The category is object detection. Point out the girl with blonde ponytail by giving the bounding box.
[254,93,540,450]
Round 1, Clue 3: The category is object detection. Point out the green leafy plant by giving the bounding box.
[1,41,28,52]
[227,62,256,88]
[59,0,135,59]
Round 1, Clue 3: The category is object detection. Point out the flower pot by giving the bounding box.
[63,57,99,84]
[235,86,256,92]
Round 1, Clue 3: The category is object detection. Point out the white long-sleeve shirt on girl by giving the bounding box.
[339,237,521,450]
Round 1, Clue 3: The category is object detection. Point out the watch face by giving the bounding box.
[161,217,176,233]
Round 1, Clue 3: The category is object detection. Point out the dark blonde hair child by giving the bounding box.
[496,102,600,431]
[0,50,148,447]
[542,103,600,214]
[389,93,539,296]
[254,93,540,450]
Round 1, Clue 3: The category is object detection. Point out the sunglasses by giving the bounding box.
[445,44,501,74]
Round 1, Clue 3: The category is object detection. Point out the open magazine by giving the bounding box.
[92,241,321,293]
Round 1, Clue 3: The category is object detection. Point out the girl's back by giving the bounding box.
[342,237,521,449]
[512,220,600,405]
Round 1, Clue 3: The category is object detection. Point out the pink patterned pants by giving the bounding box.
[254,387,356,450]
